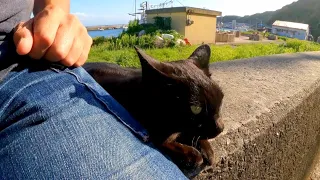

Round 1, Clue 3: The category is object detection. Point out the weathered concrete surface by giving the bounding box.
[306,144,320,180]
[194,52,320,179]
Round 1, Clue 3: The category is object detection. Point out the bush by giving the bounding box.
[284,39,320,52]
[92,29,184,51]
[278,36,289,41]
[125,20,144,36]
[92,34,157,51]
[153,16,172,30]
[122,18,173,37]
[92,36,106,46]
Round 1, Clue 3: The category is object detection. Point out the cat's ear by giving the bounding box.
[134,46,174,77]
[189,44,211,76]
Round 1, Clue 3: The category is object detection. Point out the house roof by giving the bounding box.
[272,20,309,31]
[146,7,222,17]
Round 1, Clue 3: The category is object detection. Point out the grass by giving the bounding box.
[88,39,320,67]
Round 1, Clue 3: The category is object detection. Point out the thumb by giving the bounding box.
[13,19,34,55]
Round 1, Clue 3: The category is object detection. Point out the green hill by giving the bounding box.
[219,0,320,39]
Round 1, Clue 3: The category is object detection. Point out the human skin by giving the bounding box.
[13,0,92,67]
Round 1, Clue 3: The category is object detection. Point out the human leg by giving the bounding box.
[0,60,187,180]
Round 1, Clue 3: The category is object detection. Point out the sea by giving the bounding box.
[88,28,124,38]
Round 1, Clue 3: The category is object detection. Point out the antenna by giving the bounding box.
[135,0,136,20]
[166,0,183,7]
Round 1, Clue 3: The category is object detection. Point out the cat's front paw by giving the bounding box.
[199,140,215,166]
[181,146,203,169]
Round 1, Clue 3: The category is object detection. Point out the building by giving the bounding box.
[232,20,236,29]
[272,20,309,40]
[146,7,222,45]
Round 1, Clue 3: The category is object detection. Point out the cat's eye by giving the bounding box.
[191,106,202,115]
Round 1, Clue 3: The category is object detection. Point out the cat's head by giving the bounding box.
[135,44,224,140]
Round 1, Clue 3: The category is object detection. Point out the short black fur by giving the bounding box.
[83,44,224,173]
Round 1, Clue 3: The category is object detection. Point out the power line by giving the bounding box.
[175,0,184,6]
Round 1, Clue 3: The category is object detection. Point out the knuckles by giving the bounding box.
[34,32,54,48]
[27,5,92,65]
[52,46,69,60]
[66,14,78,25]
[62,58,75,67]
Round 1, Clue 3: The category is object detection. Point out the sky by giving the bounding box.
[70,0,298,26]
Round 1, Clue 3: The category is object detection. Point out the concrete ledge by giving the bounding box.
[307,147,320,179]
[194,52,320,179]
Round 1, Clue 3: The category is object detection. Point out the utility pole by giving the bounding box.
[135,0,137,20]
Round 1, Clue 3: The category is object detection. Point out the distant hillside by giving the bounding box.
[218,12,274,27]
[219,0,320,39]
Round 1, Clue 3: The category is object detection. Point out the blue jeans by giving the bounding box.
[0,57,188,179]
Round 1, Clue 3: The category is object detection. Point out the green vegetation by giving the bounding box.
[92,31,182,50]
[92,34,156,50]
[124,17,172,36]
[88,5,320,67]
[92,19,183,50]
[241,30,270,38]
[88,39,320,67]
[153,16,172,30]
[219,0,320,40]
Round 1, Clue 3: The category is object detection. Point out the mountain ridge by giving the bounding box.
[218,0,320,39]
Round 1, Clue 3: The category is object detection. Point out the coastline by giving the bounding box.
[86,24,127,31]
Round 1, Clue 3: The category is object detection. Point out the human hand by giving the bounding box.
[13,4,92,67]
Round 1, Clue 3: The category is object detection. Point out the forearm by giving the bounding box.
[33,0,70,15]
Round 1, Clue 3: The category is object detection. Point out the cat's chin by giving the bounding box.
[198,128,224,140]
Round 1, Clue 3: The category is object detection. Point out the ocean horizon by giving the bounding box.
[88,28,124,38]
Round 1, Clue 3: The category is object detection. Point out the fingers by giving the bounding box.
[44,16,92,67]
[44,15,78,62]
[59,37,84,67]
[14,20,34,55]
[29,5,65,59]
[13,4,92,67]
[73,35,92,67]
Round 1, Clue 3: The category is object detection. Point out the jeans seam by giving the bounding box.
[62,69,150,143]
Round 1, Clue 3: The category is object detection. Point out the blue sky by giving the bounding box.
[70,0,297,26]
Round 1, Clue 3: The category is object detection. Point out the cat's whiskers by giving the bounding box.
[192,136,196,148]
[205,99,208,114]
[195,136,201,147]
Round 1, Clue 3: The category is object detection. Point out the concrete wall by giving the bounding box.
[146,12,186,37]
[307,146,320,180]
[189,52,320,180]
[185,14,217,44]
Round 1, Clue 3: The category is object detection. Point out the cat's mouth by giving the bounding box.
[199,134,219,140]
[196,126,224,140]
[181,129,222,141]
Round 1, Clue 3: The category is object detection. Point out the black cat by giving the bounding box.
[83,44,224,171]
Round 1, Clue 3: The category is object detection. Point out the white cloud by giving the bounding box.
[72,12,117,19]
[72,12,89,17]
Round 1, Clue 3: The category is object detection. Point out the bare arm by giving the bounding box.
[33,0,70,15]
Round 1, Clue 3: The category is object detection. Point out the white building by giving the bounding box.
[272,20,309,40]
